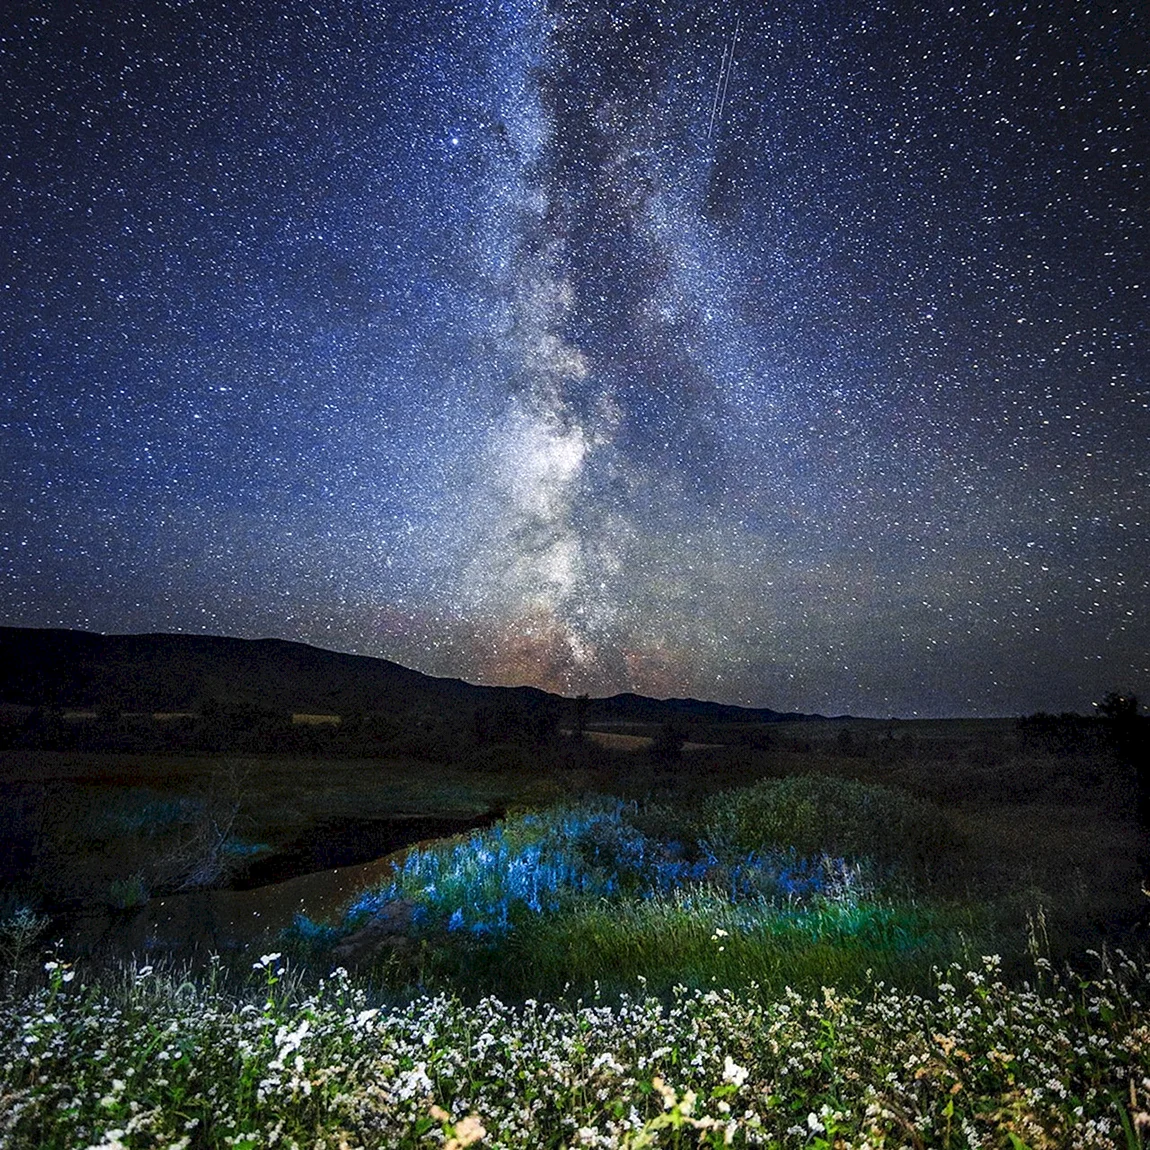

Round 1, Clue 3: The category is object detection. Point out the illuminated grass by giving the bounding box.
[284,780,980,1001]
[484,890,977,1003]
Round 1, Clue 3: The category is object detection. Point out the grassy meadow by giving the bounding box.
[1,711,1148,1146]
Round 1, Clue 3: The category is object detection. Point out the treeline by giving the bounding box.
[1018,693,1148,826]
[1018,693,1146,760]
[0,694,577,762]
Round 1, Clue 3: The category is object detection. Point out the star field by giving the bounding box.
[1,0,1147,716]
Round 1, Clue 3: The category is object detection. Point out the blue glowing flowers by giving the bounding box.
[341,800,864,941]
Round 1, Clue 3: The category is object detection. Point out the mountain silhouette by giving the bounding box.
[0,627,814,724]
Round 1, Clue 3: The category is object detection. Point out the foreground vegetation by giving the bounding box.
[1,695,1146,1147]
[2,945,1149,1148]
[282,777,977,1004]
[2,766,1148,1147]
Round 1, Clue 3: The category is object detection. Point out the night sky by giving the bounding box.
[2,0,1146,717]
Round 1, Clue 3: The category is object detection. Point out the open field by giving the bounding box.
[1,715,1146,971]
[1,713,1147,1147]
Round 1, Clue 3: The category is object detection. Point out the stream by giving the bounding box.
[61,811,501,965]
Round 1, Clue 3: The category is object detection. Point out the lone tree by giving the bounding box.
[649,718,689,763]
[572,693,589,742]
[1095,692,1149,829]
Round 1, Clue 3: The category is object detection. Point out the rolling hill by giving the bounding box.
[0,626,812,725]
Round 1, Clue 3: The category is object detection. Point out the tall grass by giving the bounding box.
[284,778,982,1002]
[700,772,962,882]
[488,890,978,1003]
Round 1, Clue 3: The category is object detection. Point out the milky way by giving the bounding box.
[1,0,1147,716]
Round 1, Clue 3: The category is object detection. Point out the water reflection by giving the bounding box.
[64,827,495,965]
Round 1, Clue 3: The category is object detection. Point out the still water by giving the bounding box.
[62,817,499,965]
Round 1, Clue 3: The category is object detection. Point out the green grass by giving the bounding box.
[278,778,990,1006]
[483,891,981,1003]
[699,772,963,881]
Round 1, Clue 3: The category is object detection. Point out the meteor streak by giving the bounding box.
[707,17,740,140]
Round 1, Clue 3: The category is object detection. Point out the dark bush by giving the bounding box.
[701,773,961,884]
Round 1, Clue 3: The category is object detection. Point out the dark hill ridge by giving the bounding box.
[0,626,812,724]
[587,692,816,724]
[0,627,487,715]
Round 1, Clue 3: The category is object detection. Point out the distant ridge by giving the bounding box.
[0,626,814,723]
[588,692,817,724]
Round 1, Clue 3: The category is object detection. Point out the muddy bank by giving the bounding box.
[61,811,502,964]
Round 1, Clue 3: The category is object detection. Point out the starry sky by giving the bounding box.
[1,0,1147,717]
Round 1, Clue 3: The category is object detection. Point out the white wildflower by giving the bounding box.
[722,1055,749,1088]
[446,1113,487,1149]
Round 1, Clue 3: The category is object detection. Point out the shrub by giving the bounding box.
[701,773,961,883]
[106,874,149,911]
[336,800,863,945]
[0,905,49,988]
